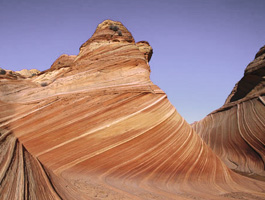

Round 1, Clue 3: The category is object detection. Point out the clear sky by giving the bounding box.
[1,0,265,123]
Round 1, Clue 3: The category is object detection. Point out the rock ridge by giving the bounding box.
[193,45,265,179]
[225,45,265,104]
[1,20,158,103]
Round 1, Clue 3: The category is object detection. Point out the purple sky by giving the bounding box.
[1,0,265,123]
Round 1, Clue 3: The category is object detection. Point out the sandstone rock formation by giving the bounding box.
[15,69,41,77]
[50,54,76,70]
[136,41,153,62]
[1,20,265,200]
[192,45,265,180]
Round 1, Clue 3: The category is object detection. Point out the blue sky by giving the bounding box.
[1,0,265,123]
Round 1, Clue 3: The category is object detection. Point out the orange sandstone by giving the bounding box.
[0,20,265,200]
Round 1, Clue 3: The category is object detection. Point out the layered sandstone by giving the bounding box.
[193,45,265,180]
[15,69,41,78]
[1,20,265,200]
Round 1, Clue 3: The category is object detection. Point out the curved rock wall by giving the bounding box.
[193,45,265,179]
[1,20,265,200]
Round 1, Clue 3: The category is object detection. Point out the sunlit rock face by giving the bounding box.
[1,20,265,200]
[50,54,77,70]
[15,69,41,78]
[193,45,265,179]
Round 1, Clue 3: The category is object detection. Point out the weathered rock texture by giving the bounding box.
[193,45,265,180]
[16,69,41,78]
[1,20,265,200]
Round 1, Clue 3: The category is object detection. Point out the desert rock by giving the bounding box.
[136,41,153,62]
[15,69,40,78]
[50,54,76,70]
[1,20,265,200]
[193,45,265,179]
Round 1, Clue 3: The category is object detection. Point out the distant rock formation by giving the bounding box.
[16,69,41,77]
[193,45,265,180]
[0,67,31,80]
[50,54,76,70]
[1,20,265,200]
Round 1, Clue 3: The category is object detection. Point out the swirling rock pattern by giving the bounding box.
[1,20,265,199]
[193,45,265,179]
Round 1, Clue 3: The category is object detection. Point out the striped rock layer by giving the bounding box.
[1,20,265,200]
[193,45,265,180]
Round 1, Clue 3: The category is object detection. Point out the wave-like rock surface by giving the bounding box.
[193,45,265,180]
[1,20,265,199]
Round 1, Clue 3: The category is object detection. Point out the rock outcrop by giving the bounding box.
[193,45,265,180]
[136,41,153,62]
[0,68,27,79]
[50,54,76,70]
[16,69,41,77]
[1,20,265,200]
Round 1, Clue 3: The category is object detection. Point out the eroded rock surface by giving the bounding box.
[193,45,265,180]
[16,69,41,78]
[136,41,153,62]
[50,54,76,70]
[1,20,265,200]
